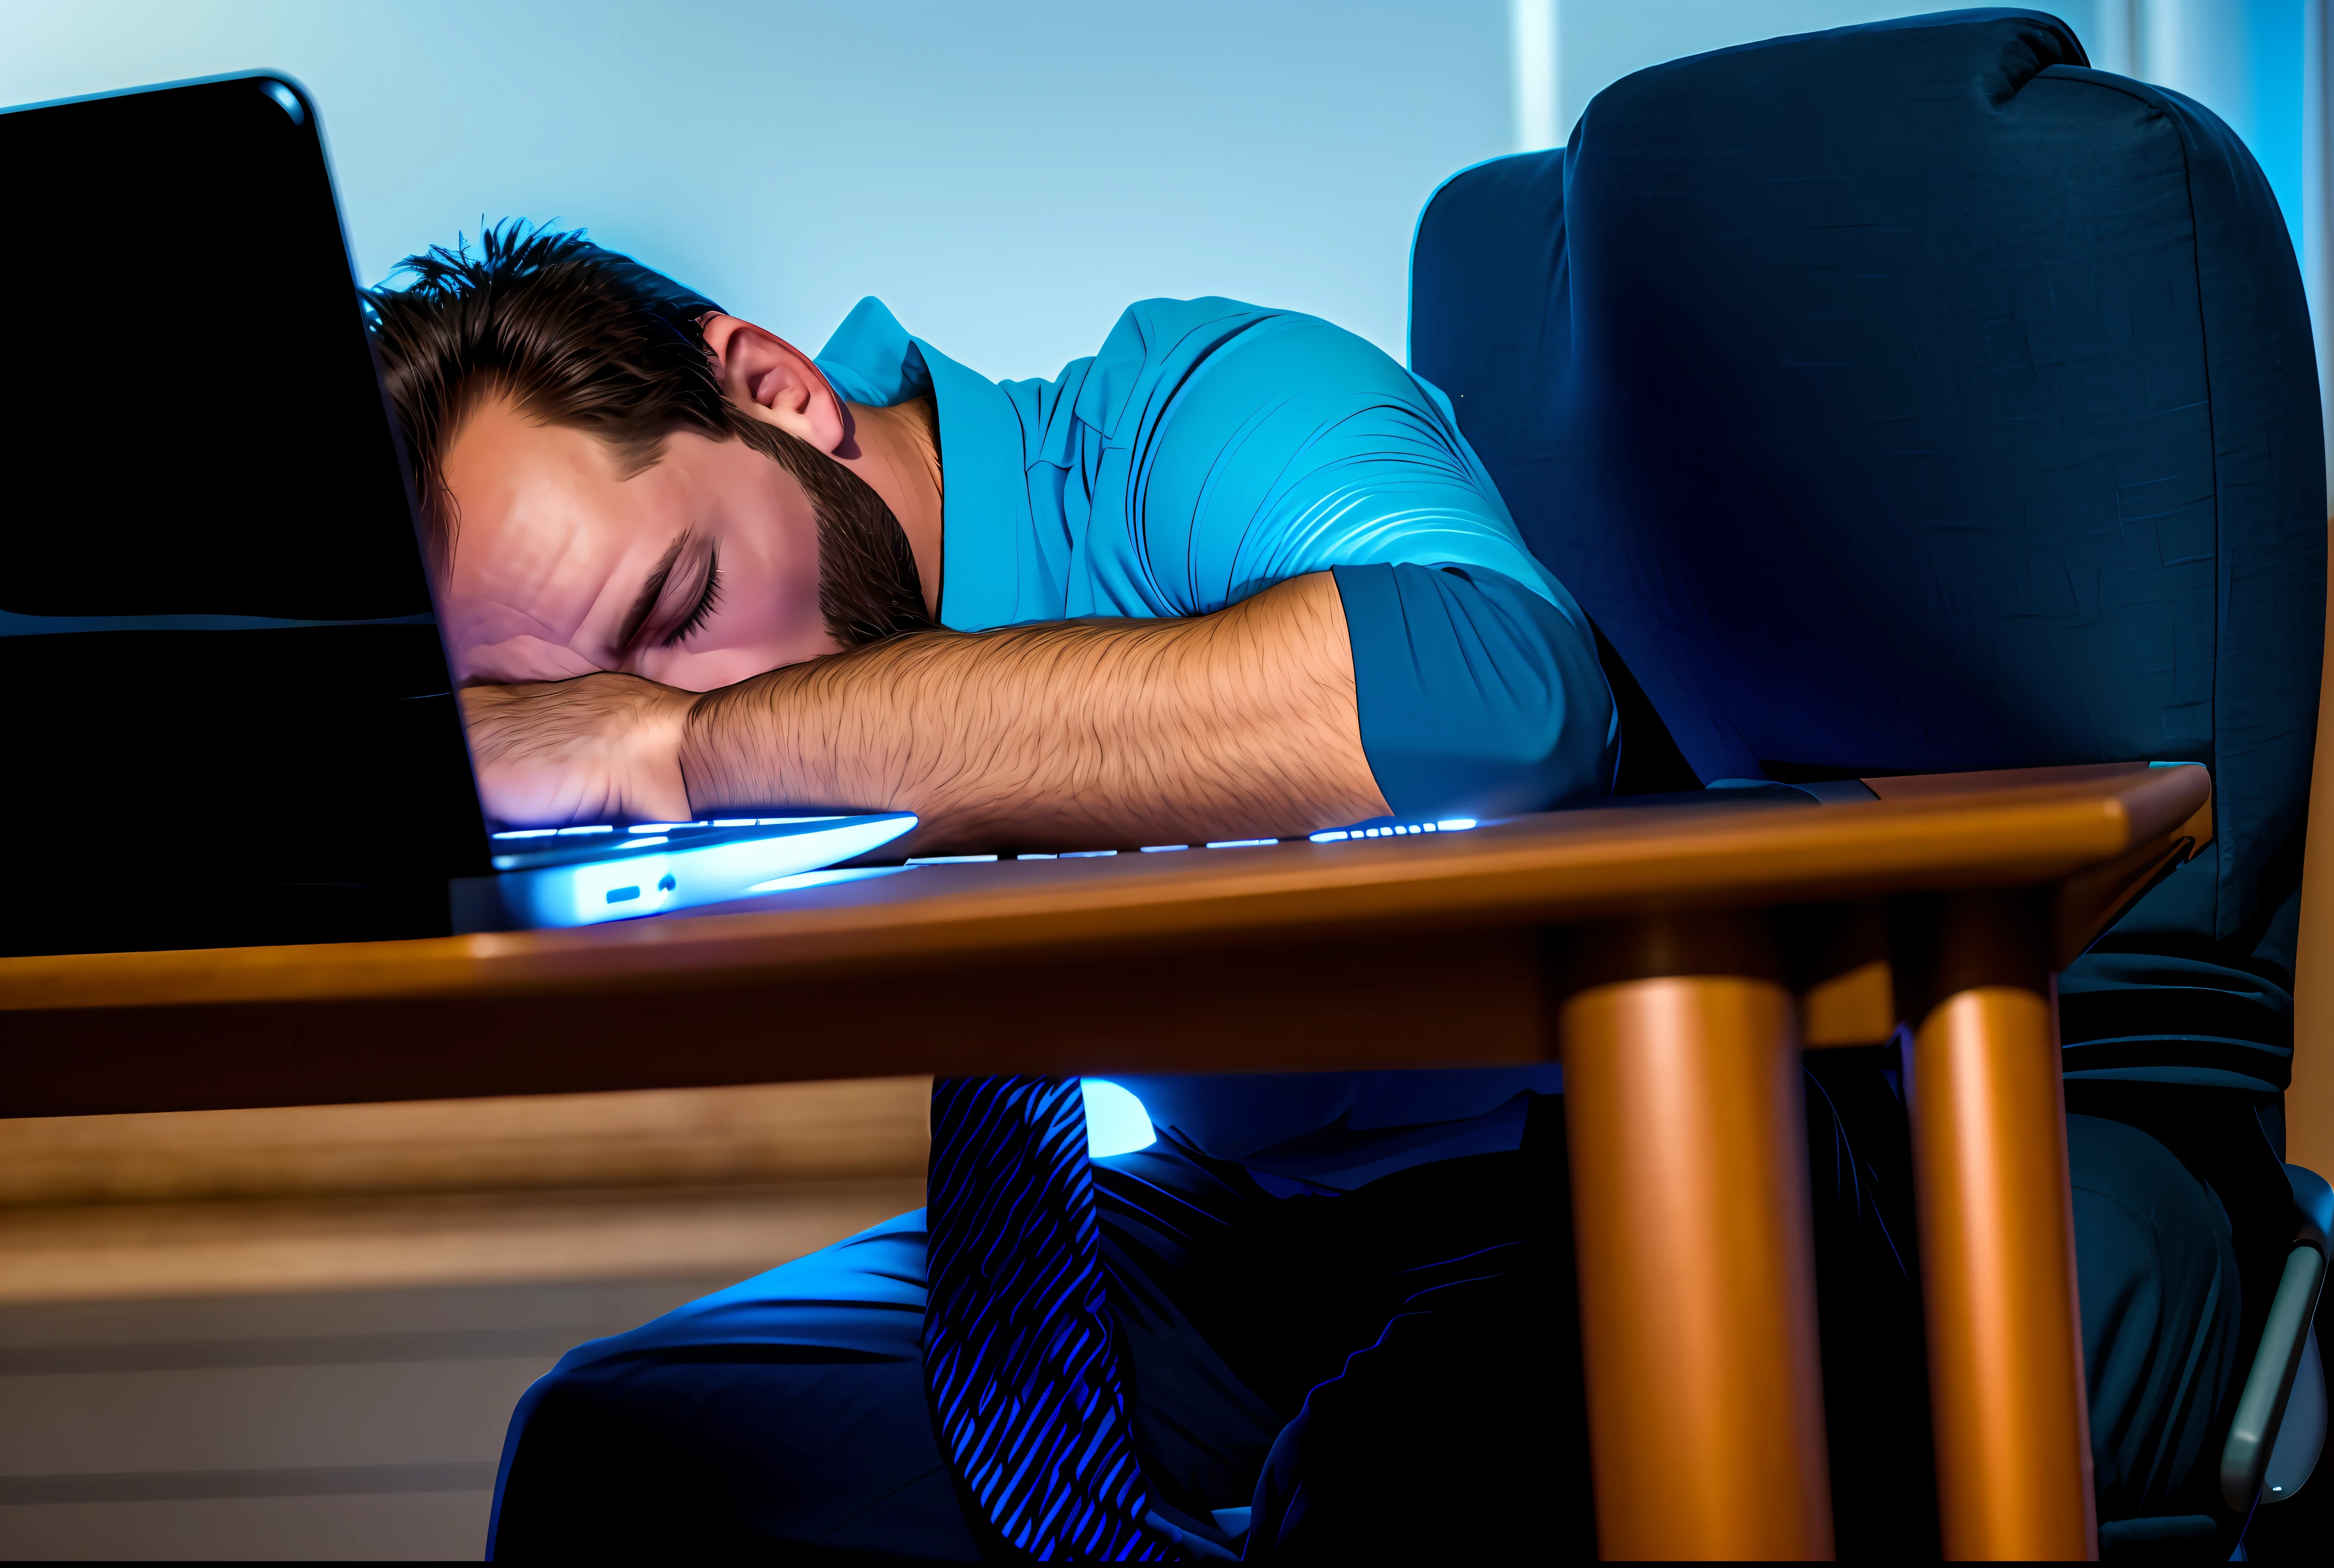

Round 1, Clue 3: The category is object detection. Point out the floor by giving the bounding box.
[0,1081,928,1560]
[0,1276,724,1559]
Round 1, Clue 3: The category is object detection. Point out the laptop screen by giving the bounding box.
[0,74,493,957]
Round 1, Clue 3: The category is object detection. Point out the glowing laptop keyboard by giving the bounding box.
[901,818,1480,864]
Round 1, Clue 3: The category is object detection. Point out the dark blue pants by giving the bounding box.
[487,1076,2241,1559]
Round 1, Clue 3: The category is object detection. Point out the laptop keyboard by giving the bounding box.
[901,818,1482,865]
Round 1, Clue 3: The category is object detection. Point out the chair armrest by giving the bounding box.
[2221,1166,2333,1509]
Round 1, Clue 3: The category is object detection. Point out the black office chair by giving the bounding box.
[1409,8,2327,1557]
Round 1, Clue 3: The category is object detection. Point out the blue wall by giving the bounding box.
[1,2,2304,376]
[0,0,1509,379]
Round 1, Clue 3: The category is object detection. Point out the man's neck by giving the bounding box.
[834,398,944,619]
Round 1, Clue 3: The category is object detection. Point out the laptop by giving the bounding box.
[0,72,912,958]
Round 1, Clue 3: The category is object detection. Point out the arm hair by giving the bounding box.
[678,570,1389,854]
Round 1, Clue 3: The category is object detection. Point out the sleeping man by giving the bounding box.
[369,226,1632,1560]
[376,228,2117,1559]
[386,234,1613,854]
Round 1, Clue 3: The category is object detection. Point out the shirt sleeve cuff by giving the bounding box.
[1332,561,1617,819]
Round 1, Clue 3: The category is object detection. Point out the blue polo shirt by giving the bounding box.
[816,296,1613,1181]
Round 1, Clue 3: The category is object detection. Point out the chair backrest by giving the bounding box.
[1410,6,2323,959]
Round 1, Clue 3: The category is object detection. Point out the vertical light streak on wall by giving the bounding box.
[2135,0,2298,167]
[2091,0,2139,75]
[1511,0,1560,153]
[2134,0,2170,86]
[2141,0,2226,99]
[2309,0,2334,507]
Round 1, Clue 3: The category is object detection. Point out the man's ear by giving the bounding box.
[700,314,850,456]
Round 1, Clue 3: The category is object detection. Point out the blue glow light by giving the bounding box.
[1309,830,1349,842]
[556,824,615,836]
[1437,819,1478,831]
[566,854,673,920]
[618,836,670,849]
[1061,850,1119,858]
[1140,844,1189,853]
[627,822,705,832]
[492,828,559,840]
[497,814,919,927]
[1018,853,1059,860]
[758,816,843,824]
[1206,839,1276,849]
[712,819,759,827]
[260,80,305,125]
[1081,1079,1156,1157]
[905,854,999,864]
[745,867,915,894]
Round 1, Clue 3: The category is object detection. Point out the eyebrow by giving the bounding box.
[615,530,692,656]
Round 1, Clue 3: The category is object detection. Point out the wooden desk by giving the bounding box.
[1,762,2212,1560]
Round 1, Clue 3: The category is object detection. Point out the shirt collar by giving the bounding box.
[813,296,930,405]
[814,297,1026,630]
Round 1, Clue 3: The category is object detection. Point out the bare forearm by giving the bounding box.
[678,571,1389,852]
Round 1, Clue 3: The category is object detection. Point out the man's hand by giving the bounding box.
[459,673,695,826]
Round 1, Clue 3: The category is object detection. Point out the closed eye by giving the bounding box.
[659,546,723,648]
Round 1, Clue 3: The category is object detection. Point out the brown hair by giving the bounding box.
[366,223,931,650]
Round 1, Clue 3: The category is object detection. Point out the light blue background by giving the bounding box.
[0,2,2304,378]
[1,0,1509,379]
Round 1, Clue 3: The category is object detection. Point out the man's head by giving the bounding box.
[368,225,929,691]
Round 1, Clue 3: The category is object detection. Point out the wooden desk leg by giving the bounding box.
[1909,985,2097,1560]
[1560,974,1834,1560]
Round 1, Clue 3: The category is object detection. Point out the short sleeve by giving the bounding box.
[1100,309,1582,620]
[1334,561,1617,818]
